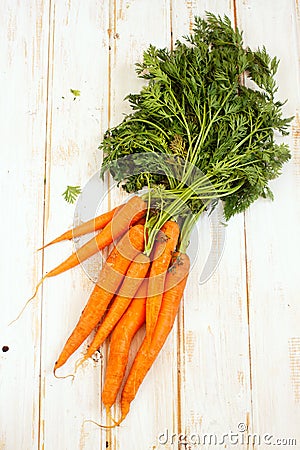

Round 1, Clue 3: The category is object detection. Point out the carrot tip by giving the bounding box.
[74,356,86,374]
[37,237,62,251]
[8,276,46,326]
[106,409,125,427]
[82,406,127,430]
[36,241,52,251]
[83,419,114,429]
[83,415,125,430]
[53,368,75,382]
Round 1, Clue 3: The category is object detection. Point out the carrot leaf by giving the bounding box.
[62,185,81,204]
[99,12,293,253]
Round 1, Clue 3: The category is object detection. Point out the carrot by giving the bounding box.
[135,217,146,226]
[38,206,121,250]
[146,220,180,341]
[75,253,150,369]
[54,223,145,372]
[118,252,190,424]
[46,195,146,278]
[10,196,147,324]
[102,280,147,410]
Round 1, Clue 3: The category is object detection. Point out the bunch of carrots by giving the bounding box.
[18,12,292,428]
[27,194,190,425]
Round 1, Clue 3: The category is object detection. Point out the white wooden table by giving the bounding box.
[1,1,299,449]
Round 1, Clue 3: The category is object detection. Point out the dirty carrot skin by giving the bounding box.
[39,206,121,250]
[118,252,190,424]
[76,253,150,367]
[146,220,180,341]
[54,224,145,372]
[102,280,148,409]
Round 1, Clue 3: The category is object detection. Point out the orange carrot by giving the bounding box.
[12,196,147,321]
[54,224,145,372]
[146,220,180,341]
[39,206,121,250]
[102,280,147,409]
[135,217,146,226]
[46,195,146,278]
[76,253,150,368]
[118,252,190,424]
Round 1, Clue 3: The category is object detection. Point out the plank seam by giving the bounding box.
[233,3,254,448]
[243,213,254,450]
[170,0,184,439]
[38,1,54,449]
[104,3,114,448]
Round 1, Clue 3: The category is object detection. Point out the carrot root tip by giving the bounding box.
[82,407,127,430]
[74,356,87,374]
[83,419,119,430]
[105,406,121,426]
[53,368,75,382]
[8,277,46,326]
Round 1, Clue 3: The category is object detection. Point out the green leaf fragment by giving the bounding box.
[70,89,81,97]
[62,185,81,204]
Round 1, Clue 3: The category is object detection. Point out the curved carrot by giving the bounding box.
[46,195,146,278]
[102,280,147,409]
[146,220,180,341]
[38,206,121,250]
[76,253,150,368]
[9,196,147,325]
[54,224,145,372]
[118,252,190,424]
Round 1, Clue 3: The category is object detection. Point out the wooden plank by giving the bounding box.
[236,0,300,447]
[171,2,252,447]
[106,1,183,449]
[0,1,50,449]
[2,1,299,449]
[39,2,110,449]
